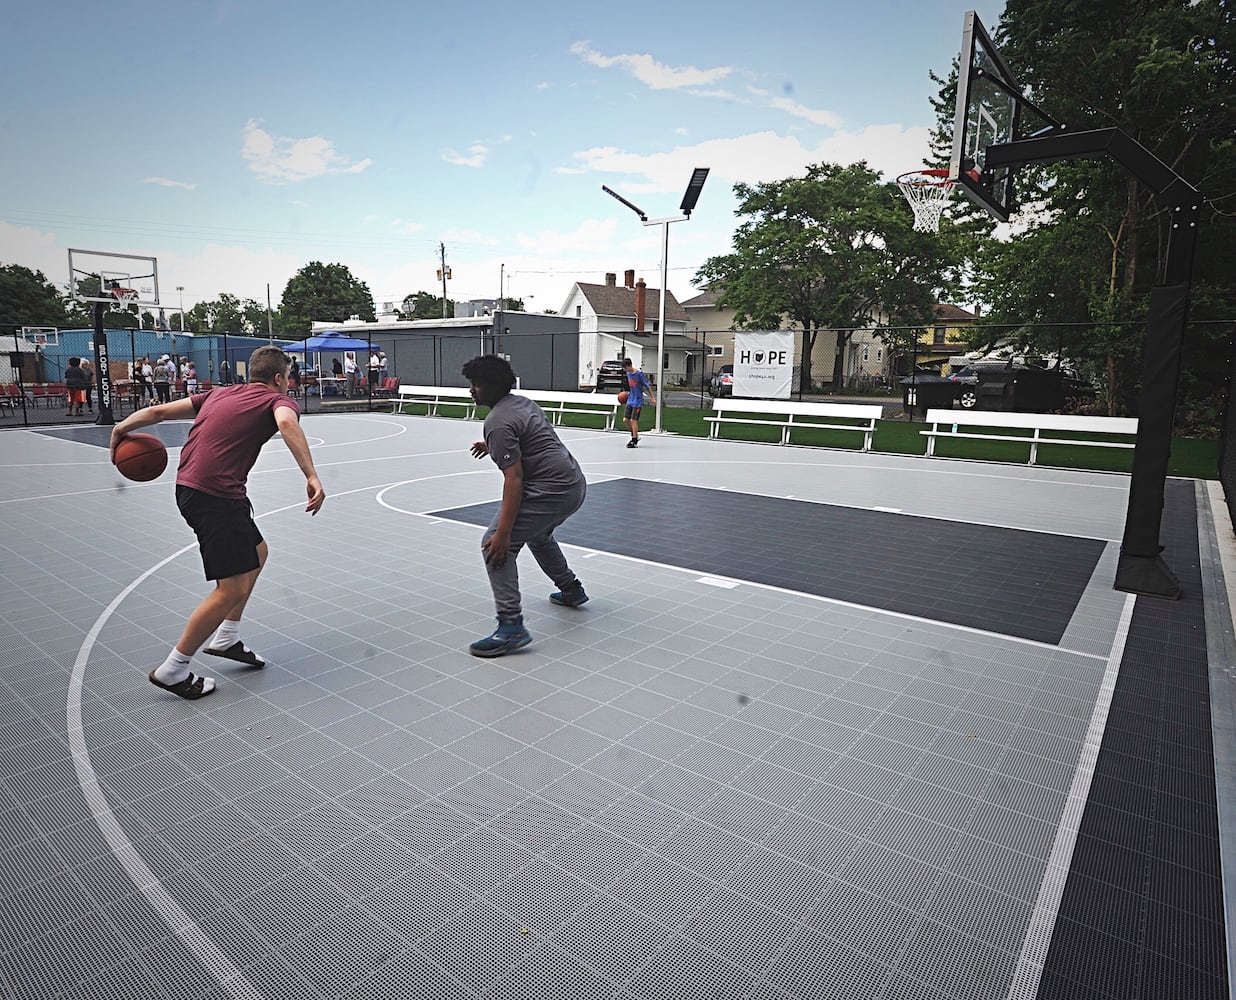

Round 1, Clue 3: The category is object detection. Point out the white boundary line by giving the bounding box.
[1007,592,1136,999]
[65,480,414,999]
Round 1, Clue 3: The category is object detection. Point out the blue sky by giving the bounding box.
[1,0,1002,319]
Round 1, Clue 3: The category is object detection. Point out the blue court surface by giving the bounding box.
[1,413,1232,1000]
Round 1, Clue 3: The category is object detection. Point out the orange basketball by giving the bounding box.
[114,433,168,482]
[617,391,629,404]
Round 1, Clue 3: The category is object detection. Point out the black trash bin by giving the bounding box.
[900,375,956,420]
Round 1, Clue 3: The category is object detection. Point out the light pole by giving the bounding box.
[603,168,709,433]
[174,285,185,364]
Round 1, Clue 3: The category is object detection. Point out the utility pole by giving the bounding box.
[496,263,504,358]
[266,283,274,344]
[438,243,451,318]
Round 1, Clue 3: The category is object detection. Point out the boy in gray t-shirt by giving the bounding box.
[463,355,589,657]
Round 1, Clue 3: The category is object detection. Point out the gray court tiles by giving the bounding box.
[0,413,1229,999]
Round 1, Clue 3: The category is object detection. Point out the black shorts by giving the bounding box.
[624,405,642,420]
[176,485,264,581]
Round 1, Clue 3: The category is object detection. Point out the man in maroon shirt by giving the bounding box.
[110,346,326,699]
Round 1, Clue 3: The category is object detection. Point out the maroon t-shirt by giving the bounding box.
[176,384,299,499]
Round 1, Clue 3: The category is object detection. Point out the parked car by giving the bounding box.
[947,363,1097,411]
[595,360,627,392]
[708,364,734,397]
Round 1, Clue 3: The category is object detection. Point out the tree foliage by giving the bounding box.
[696,162,956,392]
[281,262,376,334]
[399,291,455,320]
[183,293,276,336]
[938,0,1235,421]
[0,264,69,328]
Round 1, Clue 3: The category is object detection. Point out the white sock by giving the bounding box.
[154,649,192,684]
[211,620,240,649]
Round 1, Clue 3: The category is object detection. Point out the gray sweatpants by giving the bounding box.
[482,479,587,619]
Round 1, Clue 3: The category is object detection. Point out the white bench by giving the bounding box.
[921,408,1139,465]
[705,398,883,451]
[391,384,477,419]
[513,389,622,431]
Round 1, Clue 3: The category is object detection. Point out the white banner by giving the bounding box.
[733,330,794,398]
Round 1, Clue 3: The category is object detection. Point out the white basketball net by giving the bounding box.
[110,288,139,311]
[897,170,954,232]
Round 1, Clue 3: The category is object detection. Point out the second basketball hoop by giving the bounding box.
[897,168,955,232]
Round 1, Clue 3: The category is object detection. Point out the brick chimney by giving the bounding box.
[635,278,647,332]
[624,269,635,289]
[605,272,617,286]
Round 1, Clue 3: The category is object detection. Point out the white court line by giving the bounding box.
[65,475,438,1000]
[1006,592,1136,1000]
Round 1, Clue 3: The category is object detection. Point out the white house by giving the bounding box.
[560,270,694,388]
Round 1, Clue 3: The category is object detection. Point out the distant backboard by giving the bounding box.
[67,249,161,309]
[21,327,58,347]
[949,11,1025,221]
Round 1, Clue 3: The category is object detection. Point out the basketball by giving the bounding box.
[618,391,629,404]
[114,433,168,482]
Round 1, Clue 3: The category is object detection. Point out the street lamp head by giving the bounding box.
[602,184,648,222]
[680,168,710,217]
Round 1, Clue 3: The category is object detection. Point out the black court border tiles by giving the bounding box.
[429,478,1105,645]
[1039,479,1228,1000]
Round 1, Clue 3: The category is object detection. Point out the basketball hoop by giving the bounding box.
[897,168,954,232]
[109,287,138,310]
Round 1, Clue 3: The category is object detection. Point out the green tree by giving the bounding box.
[399,291,455,320]
[0,264,70,328]
[696,162,953,393]
[937,0,1235,419]
[281,262,376,335]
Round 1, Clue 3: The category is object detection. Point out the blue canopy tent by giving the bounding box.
[280,330,374,401]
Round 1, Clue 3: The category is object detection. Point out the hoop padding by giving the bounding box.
[897,169,954,232]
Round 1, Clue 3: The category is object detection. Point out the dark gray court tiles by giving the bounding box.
[0,415,1230,999]
[430,479,1107,645]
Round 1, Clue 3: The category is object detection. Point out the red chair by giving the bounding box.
[45,383,69,409]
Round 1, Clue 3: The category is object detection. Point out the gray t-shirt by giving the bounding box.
[483,393,585,502]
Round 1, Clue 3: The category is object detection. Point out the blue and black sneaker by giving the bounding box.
[469,616,532,658]
[549,581,589,607]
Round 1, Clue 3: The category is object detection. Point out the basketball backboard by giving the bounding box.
[949,11,1037,221]
[67,249,161,310]
[21,327,58,347]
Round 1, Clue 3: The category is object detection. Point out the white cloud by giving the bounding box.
[514,218,619,257]
[442,143,489,168]
[443,228,499,246]
[767,96,843,128]
[142,177,197,191]
[572,125,933,196]
[535,81,552,91]
[241,118,372,182]
[570,41,731,90]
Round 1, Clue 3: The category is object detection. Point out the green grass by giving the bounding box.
[402,402,1221,480]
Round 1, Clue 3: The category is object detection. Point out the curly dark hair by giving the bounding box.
[461,354,517,393]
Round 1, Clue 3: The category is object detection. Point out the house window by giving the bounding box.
[705,344,724,357]
[575,305,582,318]
[934,325,946,345]
[876,348,883,363]
[862,346,870,363]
